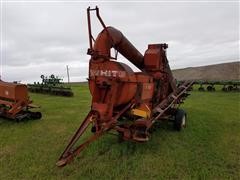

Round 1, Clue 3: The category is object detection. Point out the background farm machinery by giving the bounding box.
[193,80,240,92]
[0,80,42,122]
[28,74,74,97]
[56,7,193,167]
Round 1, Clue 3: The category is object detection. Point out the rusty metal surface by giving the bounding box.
[0,81,42,121]
[0,81,28,102]
[57,7,194,167]
[93,27,144,69]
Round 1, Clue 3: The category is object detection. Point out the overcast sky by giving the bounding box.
[0,1,239,83]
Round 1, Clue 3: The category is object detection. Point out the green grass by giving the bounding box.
[0,84,240,179]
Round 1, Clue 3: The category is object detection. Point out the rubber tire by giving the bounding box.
[207,86,212,91]
[34,112,42,119]
[174,109,186,131]
[198,87,205,91]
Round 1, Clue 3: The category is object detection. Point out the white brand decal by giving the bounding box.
[90,70,126,78]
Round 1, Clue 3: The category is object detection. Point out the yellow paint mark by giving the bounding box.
[130,108,150,118]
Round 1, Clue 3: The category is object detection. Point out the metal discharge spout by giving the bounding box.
[93,26,144,69]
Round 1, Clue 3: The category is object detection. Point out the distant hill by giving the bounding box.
[172,61,240,81]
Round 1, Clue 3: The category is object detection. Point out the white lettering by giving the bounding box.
[111,71,117,77]
[89,69,126,78]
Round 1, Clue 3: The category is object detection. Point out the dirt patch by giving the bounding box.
[0,144,17,158]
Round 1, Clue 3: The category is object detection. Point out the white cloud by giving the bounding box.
[0,1,239,83]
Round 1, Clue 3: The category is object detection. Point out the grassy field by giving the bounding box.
[0,84,240,179]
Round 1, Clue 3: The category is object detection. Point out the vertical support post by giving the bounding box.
[96,6,107,29]
[87,6,108,54]
[87,7,93,50]
[66,65,70,84]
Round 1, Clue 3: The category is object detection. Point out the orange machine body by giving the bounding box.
[0,81,41,121]
[56,7,193,167]
[88,27,175,124]
[0,81,29,103]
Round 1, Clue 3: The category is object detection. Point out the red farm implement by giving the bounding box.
[57,7,193,167]
[0,81,42,122]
